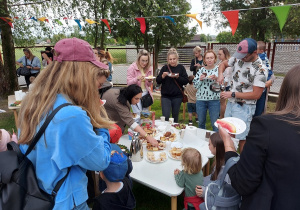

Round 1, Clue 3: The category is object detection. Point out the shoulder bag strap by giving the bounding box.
[219,156,240,184]
[167,65,184,95]
[24,103,72,157]
[25,57,28,66]
[51,167,71,197]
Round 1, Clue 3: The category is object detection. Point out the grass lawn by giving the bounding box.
[0,95,276,210]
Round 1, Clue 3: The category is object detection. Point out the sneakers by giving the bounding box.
[188,120,193,126]
[196,118,199,123]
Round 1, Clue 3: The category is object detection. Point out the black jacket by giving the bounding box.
[156,64,188,98]
[93,177,136,210]
[225,114,300,210]
[190,58,203,76]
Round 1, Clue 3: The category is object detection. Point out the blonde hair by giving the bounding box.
[18,61,113,144]
[136,49,151,71]
[181,148,202,174]
[167,48,179,65]
[203,50,217,65]
[23,48,34,60]
[99,50,113,63]
[193,46,202,53]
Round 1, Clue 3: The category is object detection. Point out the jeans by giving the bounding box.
[196,100,220,131]
[161,97,182,123]
[254,88,267,117]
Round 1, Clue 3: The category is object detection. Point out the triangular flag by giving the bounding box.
[74,19,82,30]
[63,17,68,20]
[14,17,19,19]
[121,18,133,27]
[270,5,291,32]
[101,19,111,34]
[38,17,46,22]
[135,17,146,34]
[221,10,239,36]
[0,17,13,28]
[86,19,98,24]
[30,17,38,22]
[186,14,202,29]
[54,19,63,25]
[45,19,49,23]
[159,16,176,25]
[3,17,12,21]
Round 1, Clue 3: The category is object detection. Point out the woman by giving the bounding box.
[217,47,231,118]
[102,84,158,147]
[98,50,114,82]
[190,46,203,76]
[219,64,300,209]
[127,49,153,113]
[16,48,41,87]
[18,38,112,210]
[156,48,188,123]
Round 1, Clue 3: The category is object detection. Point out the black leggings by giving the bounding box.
[24,72,39,87]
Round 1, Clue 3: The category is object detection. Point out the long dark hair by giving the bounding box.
[210,133,225,181]
[118,84,142,106]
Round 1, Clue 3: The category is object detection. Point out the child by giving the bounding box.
[174,148,204,210]
[254,41,276,117]
[184,75,199,125]
[28,76,35,91]
[193,50,220,131]
[93,144,136,210]
[190,46,203,76]
[195,133,230,202]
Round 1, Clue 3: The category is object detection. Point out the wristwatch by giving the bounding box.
[231,92,236,98]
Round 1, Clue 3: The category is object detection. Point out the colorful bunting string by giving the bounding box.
[221,10,239,36]
[0,3,299,35]
[270,6,291,32]
[135,17,146,34]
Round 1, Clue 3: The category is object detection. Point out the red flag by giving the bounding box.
[101,19,111,34]
[135,17,146,34]
[45,19,49,23]
[0,17,13,28]
[221,10,239,36]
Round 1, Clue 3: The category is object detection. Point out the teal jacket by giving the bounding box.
[20,94,111,209]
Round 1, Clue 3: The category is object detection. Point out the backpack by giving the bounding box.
[0,103,71,210]
[200,157,241,210]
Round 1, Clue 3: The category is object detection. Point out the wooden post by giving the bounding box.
[171,196,177,210]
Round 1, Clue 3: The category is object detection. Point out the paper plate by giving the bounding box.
[145,76,156,79]
[145,151,168,163]
[214,117,246,135]
[167,150,181,161]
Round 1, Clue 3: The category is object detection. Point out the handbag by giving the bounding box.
[141,93,153,108]
[167,65,188,103]
[0,103,72,210]
[16,57,34,77]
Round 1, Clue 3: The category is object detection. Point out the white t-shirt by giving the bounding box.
[228,57,267,104]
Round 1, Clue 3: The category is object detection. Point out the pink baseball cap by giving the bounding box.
[53,38,108,69]
[233,38,257,59]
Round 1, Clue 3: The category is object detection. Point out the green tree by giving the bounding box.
[216,31,242,43]
[201,0,300,41]
[199,34,207,42]
[110,0,197,70]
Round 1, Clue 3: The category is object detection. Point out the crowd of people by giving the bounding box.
[4,36,299,210]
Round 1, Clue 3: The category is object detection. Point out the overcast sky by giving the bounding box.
[189,0,230,36]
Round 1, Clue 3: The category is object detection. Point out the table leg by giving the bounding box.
[171,196,177,210]
[183,103,186,120]
[13,110,18,129]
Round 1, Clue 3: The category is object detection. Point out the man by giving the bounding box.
[218,38,267,152]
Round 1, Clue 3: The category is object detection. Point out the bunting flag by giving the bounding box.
[135,17,146,34]
[0,17,13,28]
[74,19,82,30]
[221,10,239,36]
[45,19,49,23]
[54,19,63,25]
[30,17,38,21]
[270,5,291,32]
[86,19,98,24]
[186,14,202,29]
[38,17,46,22]
[159,16,176,25]
[101,19,111,34]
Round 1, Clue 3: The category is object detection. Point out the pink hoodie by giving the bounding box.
[127,62,153,98]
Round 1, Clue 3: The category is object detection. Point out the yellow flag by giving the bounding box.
[186,14,202,29]
[85,19,98,24]
[38,17,46,22]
